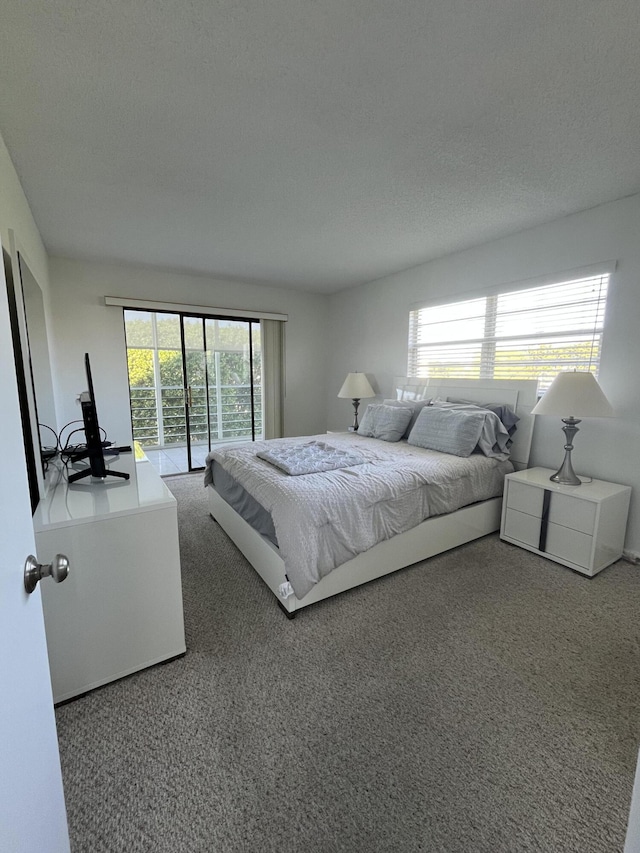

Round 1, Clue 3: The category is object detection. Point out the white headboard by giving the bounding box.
[393,377,538,469]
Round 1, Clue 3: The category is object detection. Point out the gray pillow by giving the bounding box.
[358,403,413,442]
[408,405,511,458]
[382,398,433,439]
[446,397,520,435]
[407,406,488,457]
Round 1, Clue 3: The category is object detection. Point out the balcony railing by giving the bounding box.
[129,383,262,448]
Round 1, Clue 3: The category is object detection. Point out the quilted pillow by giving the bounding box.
[358,403,413,442]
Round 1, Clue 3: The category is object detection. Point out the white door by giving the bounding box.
[0,249,70,850]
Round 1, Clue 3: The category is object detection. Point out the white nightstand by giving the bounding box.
[500,467,631,577]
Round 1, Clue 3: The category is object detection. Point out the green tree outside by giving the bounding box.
[125,313,262,449]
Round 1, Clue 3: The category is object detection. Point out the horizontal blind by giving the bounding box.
[408,273,609,393]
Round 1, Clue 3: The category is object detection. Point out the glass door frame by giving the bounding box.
[124,307,261,474]
[180,312,260,471]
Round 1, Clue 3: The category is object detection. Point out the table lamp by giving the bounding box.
[531,370,613,485]
[338,372,375,431]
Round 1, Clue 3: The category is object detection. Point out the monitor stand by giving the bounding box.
[66,446,130,484]
[68,467,130,484]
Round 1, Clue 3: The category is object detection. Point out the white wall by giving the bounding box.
[48,256,330,445]
[0,130,62,465]
[0,133,59,418]
[327,193,640,558]
[0,134,49,288]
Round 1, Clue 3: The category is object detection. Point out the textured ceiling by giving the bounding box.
[1,0,640,293]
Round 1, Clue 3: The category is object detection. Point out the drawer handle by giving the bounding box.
[539,490,551,552]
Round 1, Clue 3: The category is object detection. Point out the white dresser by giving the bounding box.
[500,467,631,577]
[33,452,186,703]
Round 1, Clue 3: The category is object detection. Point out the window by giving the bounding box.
[408,270,610,393]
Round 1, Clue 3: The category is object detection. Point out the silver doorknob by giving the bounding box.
[24,554,70,594]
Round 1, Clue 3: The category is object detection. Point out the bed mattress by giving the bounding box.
[205,433,513,598]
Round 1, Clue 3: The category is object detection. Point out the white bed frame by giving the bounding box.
[207,378,538,616]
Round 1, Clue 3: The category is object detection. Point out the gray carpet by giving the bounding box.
[56,472,640,852]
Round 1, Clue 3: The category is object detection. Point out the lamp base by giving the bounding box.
[549,458,582,486]
[351,398,361,431]
[549,418,582,486]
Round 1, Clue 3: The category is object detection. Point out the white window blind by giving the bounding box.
[408,271,610,393]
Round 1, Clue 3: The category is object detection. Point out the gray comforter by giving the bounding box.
[205,434,512,599]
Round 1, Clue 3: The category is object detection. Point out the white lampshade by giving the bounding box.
[532,371,614,418]
[337,372,375,399]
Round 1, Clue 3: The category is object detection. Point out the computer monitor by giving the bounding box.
[68,353,129,484]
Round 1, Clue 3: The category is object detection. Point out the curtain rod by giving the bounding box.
[105,296,288,322]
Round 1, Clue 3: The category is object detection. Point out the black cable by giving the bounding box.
[58,420,84,450]
[39,422,60,451]
[62,427,88,450]
[60,423,107,452]
[50,419,114,483]
[58,418,82,435]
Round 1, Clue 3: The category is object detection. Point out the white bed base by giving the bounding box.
[207,378,538,616]
[208,485,502,615]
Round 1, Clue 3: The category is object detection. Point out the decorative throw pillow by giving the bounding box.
[358,403,413,442]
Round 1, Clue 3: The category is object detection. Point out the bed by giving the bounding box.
[205,378,538,616]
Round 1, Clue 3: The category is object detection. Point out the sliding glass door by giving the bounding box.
[203,317,262,443]
[125,310,262,474]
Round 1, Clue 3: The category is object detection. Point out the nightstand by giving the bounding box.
[500,467,631,576]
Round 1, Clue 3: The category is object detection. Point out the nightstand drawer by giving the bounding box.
[507,479,597,535]
[503,508,541,548]
[507,481,545,517]
[545,522,593,568]
[549,492,596,535]
[503,509,594,568]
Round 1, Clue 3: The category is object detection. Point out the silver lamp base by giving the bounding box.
[549,417,582,486]
[351,398,362,431]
